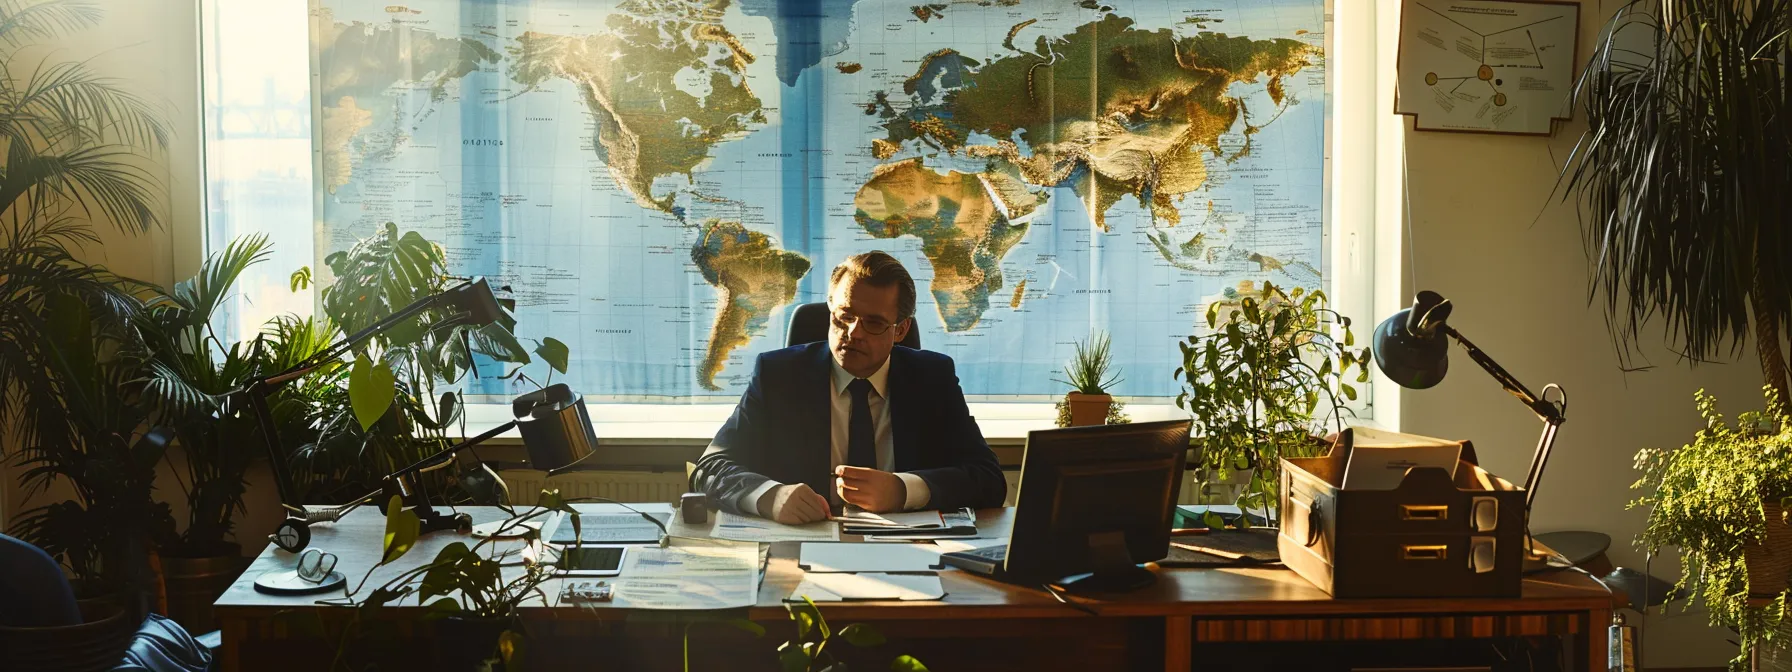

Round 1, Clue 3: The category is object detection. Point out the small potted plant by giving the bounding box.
[1175,282,1368,513]
[1055,331,1123,427]
[1632,388,1792,667]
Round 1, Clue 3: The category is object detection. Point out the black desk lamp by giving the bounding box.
[1371,291,1567,514]
[266,383,605,552]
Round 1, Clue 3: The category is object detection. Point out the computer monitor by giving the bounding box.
[1004,418,1192,592]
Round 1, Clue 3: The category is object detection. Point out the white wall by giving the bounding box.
[1,0,1756,665]
[1394,1,1759,666]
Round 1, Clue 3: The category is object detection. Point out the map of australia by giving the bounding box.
[310,0,1327,400]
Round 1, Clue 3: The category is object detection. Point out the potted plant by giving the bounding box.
[1562,1,1792,411]
[1174,282,1369,513]
[0,0,170,615]
[1054,331,1123,427]
[319,491,587,671]
[287,224,540,505]
[134,235,346,631]
[1632,388,1792,667]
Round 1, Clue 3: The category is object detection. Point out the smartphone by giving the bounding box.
[556,545,627,577]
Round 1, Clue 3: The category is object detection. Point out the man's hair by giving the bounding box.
[829,251,916,322]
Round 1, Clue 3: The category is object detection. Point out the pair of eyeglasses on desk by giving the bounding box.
[296,548,338,584]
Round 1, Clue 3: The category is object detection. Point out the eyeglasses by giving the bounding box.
[829,309,899,336]
[297,548,339,584]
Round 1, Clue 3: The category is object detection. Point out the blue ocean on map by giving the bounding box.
[312,0,1327,401]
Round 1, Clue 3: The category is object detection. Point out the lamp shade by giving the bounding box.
[1372,291,1454,390]
[513,383,599,474]
[442,278,507,327]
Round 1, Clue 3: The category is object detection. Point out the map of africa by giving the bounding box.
[310,0,1327,400]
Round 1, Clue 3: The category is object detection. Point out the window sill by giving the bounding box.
[462,401,1193,447]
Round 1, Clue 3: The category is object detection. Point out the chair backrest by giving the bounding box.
[786,302,920,350]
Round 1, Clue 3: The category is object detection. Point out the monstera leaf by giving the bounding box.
[322,222,445,341]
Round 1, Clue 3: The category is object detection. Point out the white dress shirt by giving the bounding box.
[745,355,932,514]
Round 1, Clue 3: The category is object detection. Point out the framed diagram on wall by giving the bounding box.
[1394,0,1580,135]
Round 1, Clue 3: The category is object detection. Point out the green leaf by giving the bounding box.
[499,628,527,671]
[778,642,811,672]
[793,607,816,640]
[349,354,396,431]
[1202,510,1226,530]
[1341,384,1357,401]
[290,266,312,292]
[420,597,462,621]
[890,655,930,672]
[837,623,886,647]
[536,337,570,374]
[381,495,420,565]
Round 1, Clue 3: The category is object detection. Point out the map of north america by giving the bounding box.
[312,0,1327,399]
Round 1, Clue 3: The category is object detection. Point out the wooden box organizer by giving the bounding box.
[1277,429,1526,598]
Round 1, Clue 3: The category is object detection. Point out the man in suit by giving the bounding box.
[693,251,1006,523]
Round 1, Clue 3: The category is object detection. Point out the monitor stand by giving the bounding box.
[1055,531,1157,594]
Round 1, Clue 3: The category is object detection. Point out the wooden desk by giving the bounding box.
[215,506,1614,671]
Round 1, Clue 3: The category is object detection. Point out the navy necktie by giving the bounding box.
[846,378,876,469]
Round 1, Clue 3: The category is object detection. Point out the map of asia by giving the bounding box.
[310,0,1328,400]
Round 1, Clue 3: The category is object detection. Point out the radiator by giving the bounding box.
[498,469,688,505]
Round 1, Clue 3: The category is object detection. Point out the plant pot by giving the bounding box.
[1066,392,1112,427]
[160,542,243,633]
[432,614,512,671]
[0,596,138,672]
[1746,503,1792,606]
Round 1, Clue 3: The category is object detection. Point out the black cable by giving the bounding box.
[1040,583,1098,616]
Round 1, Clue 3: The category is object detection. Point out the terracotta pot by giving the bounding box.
[0,596,137,672]
[1066,392,1112,427]
[160,542,243,633]
[1747,503,1792,606]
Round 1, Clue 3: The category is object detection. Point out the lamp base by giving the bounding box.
[1523,535,1575,573]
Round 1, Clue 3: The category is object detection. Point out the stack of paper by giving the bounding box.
[1340,426,1464,490]
[614,536,761,610]
[709,511,841,543]
[837,507,978,539]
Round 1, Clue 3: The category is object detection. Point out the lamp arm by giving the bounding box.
[1443,326,1566,424]
[388,419,517,480]
[1442,326,1567,514]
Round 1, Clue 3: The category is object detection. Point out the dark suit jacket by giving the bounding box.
[693,343,1006,515]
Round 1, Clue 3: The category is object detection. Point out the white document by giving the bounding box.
[614,536,760,610]
[799,543,944,573]
[789,572,945,602]
[831,508,945,529]
[1341,427,1463,490]
[710,511,841,543]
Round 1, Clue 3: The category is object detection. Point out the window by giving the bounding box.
[201,0,1397,433]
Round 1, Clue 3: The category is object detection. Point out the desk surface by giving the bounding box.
[217,505,1613,623]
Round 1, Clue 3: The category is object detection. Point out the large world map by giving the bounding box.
[311,0,1328,400]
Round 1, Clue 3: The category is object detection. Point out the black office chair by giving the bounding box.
[786,302,920,350]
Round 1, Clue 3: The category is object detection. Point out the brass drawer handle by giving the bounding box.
[1403,544,1448,560]
[1400,504,1449,521]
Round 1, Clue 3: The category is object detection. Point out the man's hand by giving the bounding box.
[762,483,830,524]
[835,465,907,513]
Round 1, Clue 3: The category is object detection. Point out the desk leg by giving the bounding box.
[1585,608,1611,672]
[218,618,244,672]
[1165,616,1192,672]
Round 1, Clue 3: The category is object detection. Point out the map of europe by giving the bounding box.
[311,0,1327,400]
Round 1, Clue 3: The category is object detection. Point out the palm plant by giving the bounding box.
[1053,330,1122,395]
[1560,0,1792,405]
[0,0,170,594]
[136,235,343,556]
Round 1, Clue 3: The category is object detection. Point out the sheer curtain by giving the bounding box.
[200,0,315,342]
